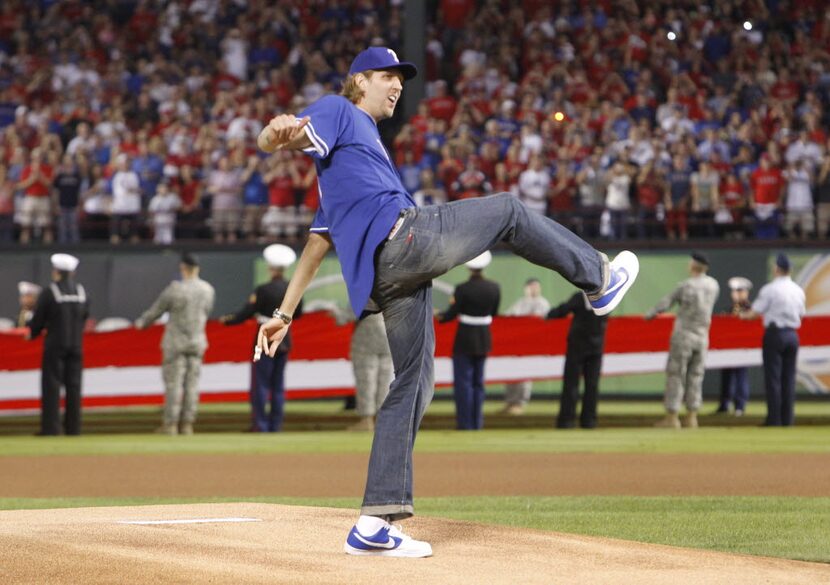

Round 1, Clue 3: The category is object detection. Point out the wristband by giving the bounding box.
[272,309,292,324]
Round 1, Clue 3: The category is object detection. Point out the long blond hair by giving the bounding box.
[340,70,374,104]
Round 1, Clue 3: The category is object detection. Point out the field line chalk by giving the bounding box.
[118,517,262,525]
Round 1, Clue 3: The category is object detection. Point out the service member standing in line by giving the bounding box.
[739,254,805,426]
[500,278,551,415]
[647,252,720,429]
[16,281,42,327]
[347,312,393,432]
[438,251,501,430]
[135,253,215,436]
[547,291,608,429]
[716,276,753,416]
[221,244,302,432]
[27,254,89,436]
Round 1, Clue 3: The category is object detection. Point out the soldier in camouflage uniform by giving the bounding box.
[135,253,215,435]
[646,252,720,429]
[500,278,551,415]
[348,312,393,432]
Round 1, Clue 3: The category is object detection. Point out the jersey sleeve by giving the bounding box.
[297,95,349,159]
[309,207,329,233]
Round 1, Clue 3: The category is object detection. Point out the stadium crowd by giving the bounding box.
[1,0,830,245]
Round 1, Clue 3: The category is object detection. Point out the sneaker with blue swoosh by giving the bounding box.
[344,523,433,558]
[588,250,639,316]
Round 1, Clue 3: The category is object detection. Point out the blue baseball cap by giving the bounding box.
[776,253,791,271]
[349,47,418,80]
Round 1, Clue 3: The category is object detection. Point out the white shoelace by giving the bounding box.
[387,524,412,541]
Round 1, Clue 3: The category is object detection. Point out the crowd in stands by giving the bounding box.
[1,0,830,246]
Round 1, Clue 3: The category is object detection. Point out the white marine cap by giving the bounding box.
[263,244,297,268]
[465,251,492,270]
[17,281,41,296]
[728,276,753,291]
[51,253,80,272]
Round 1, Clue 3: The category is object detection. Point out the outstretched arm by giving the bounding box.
[546,292,582,320]
[645,285,681,320]
[257,232,332,357]
[135,285,173,329]
[257,114,313,153]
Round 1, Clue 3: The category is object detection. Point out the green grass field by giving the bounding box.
[3,398,830,435]
[2,401,829,563]
[1,426,829,456]
[1,494,827,562]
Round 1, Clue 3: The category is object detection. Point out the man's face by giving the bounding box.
[19,293,36,310]
[359,69,404,120]
[525,281,541,297]
[731,288,749,303]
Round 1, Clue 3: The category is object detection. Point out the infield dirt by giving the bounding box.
[2,503,829,585]
[1,452,829,498]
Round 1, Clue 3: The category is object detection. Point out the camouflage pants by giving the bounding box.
[504,381,532,406]
[162,350,204,426]
[664,332,708,413]
[352,350,393,417]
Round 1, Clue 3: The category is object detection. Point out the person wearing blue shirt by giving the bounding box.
[254,47,640,558]
[131,142,164,205]
[240,155,269,241]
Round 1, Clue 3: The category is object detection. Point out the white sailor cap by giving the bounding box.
[17,281,41,296]
[51,253,80,272]
[263,244,297,268]
[728,276,752,291]
[465,251,492,270]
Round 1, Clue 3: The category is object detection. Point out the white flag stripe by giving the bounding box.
[2,346,829,406]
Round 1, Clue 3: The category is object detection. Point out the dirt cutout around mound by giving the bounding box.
[1,452,829,498]
[1,503,828,585]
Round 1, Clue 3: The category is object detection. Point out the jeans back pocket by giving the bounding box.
[384,226,444,275]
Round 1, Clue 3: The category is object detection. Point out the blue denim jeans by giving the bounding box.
[58,207,80,244]
[360,193,605,520]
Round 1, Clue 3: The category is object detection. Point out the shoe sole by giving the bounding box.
[593,251,639,316]
[343,543,433,558]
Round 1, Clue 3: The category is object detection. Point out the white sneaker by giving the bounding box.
[587,250,639,316]
[344,522,433,558]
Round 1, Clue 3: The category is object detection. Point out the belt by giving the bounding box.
[459,314,493,326]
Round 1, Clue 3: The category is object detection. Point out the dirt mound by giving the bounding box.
[1,503,827,585]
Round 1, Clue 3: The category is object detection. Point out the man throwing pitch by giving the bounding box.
[255,47,639,557]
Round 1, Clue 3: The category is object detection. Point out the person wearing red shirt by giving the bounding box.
[451,157,492,200]
[549,167,577,227]
[636,162,665,239]
[0,162,14,242]
[437,144,464,200]
[719,171,747,238]
[770,70,800,105]
[426,81,457,122]
[408,102,431,136]
[260,153,300,241]
[173,164,204,239]
[750,155,784,238]
[17,148,54,244]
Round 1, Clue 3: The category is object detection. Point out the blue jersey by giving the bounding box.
[299,95,416,316]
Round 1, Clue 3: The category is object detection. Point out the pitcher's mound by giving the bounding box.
[1,503,827,585]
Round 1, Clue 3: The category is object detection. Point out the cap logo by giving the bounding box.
[386,48,399,63]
